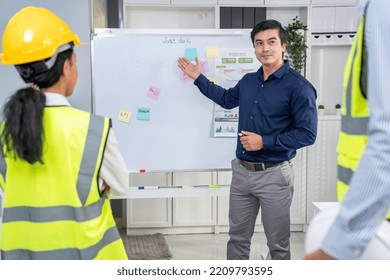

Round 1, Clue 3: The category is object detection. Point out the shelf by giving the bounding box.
[318,115,341,121]
[311,43,352,47]
[114,186,230,199]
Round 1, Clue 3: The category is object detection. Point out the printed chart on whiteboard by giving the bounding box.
[213,48,259,137]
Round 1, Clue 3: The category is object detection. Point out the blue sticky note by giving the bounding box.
[185,48,197,61]
[137,108,150,121]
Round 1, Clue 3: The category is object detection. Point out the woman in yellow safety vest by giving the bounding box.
[0,6,128,260]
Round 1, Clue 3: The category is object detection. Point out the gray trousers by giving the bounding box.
[227,158,294,260]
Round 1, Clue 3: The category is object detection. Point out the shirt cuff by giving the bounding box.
[194,73,208,87]
[261,135,274,150]
[321,224,366,260]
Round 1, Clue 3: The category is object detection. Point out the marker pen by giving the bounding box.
[138,186,159,190]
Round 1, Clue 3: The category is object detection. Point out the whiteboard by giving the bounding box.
[92,29,260,172]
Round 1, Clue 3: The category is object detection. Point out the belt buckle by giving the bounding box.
[256,163,266,171]
[240,160,266,172]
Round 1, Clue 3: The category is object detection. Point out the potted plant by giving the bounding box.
[284,16,308,74]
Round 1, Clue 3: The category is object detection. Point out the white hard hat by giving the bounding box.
[305,204,390,259]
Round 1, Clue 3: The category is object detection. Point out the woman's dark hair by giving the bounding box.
[250,19,287,46]
[1,45,74,164]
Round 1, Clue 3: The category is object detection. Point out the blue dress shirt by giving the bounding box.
[194,60,317,163]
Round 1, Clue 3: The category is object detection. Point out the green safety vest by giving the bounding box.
[0,106,128,259]
[336,16,390,219]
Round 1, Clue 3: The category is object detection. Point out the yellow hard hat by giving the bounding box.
[0,6,82,65]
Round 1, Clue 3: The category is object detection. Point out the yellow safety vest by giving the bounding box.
[0,106,128,259]
[337,17,390,219]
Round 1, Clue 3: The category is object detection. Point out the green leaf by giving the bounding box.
[284,16,308,73]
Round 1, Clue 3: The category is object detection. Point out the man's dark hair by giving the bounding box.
[250,19,287,45]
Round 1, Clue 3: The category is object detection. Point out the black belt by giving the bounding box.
[239,160,288,172]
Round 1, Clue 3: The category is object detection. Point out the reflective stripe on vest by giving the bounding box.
[0,107,127,259]
[77,113,108,205]
[337,17,369,200]
[1,224,120,260]
[2,192,106,223]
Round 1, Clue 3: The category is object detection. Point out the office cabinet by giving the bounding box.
[126,171,219,233]
[126,172,172,230]
[172,0,218,4]
[312,6,358,34]
[289,149,306,226]
[124,6,216,28]
[311,0,357,4]
[307,117,340,223]
[124,0,170,4]
[265,0,310,4]
[220,7,266,28]
[334,6,359,32]
[172,171,217,227]
[310,45,350,113]
[312,7,336,33]
[126,198,172,230]
[216,170,232,227]
[218,0,264,5]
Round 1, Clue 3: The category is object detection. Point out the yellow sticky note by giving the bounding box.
[118,109,131,123]
[209,77,219,85]
[206,46,219,58]
[209,185,221,188]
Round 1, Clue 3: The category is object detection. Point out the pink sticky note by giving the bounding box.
[147,86,161,100]
[201,60,209,73]
[179,71,192,83]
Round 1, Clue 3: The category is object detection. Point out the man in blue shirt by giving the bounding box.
[178,19,317,260]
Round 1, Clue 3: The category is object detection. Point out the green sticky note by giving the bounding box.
[137,108,150,121]
[185,48,197,61]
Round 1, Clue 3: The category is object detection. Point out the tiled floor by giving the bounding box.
[164,231,306,260]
